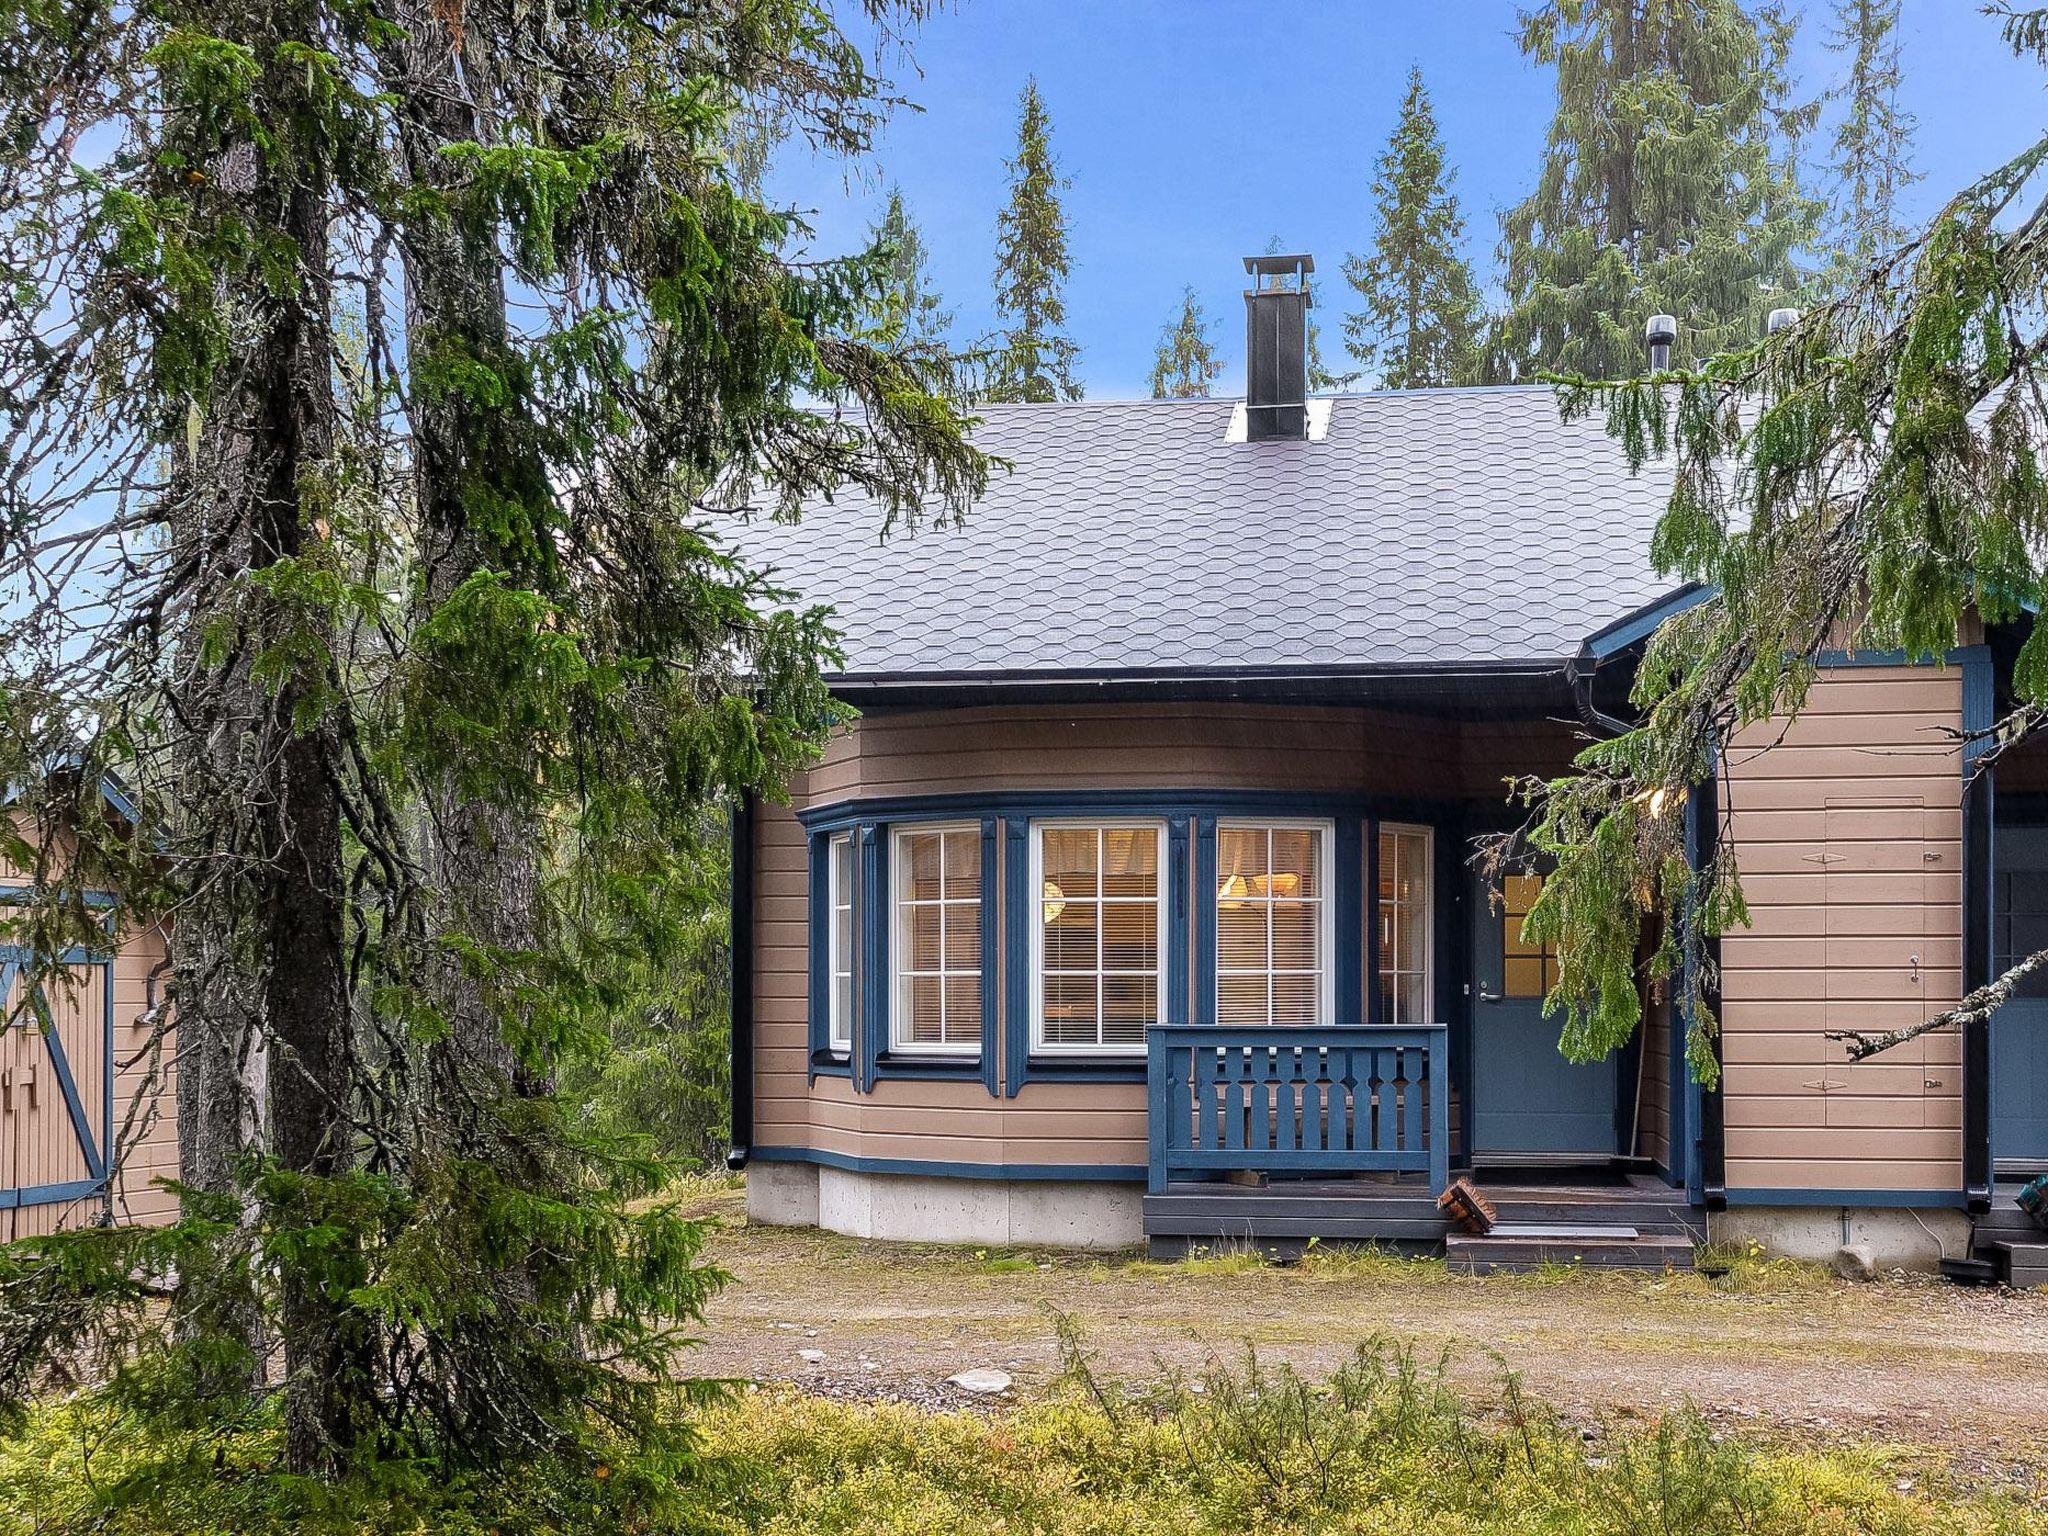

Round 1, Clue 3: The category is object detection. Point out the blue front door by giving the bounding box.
[1994,827,2048,1172]
[1469,869,1618,1158]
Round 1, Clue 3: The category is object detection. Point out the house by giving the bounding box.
[727,254,2044,1272]
[1,776,176,1242]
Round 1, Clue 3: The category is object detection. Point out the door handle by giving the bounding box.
[1478,990,1502,1004]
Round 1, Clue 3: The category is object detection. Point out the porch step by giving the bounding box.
[1446,1229,1696,1275]
[1989,1241,2048,1289]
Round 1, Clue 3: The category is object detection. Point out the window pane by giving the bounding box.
[1271,827,1318,897]
[1102,974,1156,1043]
[904,975,943,1043]
[1102,827,1157,898]
[1102,900,1157,971]
[1217,905,1267,971]
[1272,903,1316,970]
[905,832,943,899]
[1505,956,1547,998]
[833,975,854,1044]
[1044,973,1098,1044]
[1217,827,1267,884]
[1045,904,1099,971]
[944,976,982,1040]
[907,903,942,969]
[1394,971,1427,1023]
[1043,829,1098,899]
[1272,971,1318,1026]
[943,830,980,897]
[833,837,852,904]
[943,900,980,968]
[1503,872,1542,916]
[1393,908,1426,973]
[1218,974,1267,1026]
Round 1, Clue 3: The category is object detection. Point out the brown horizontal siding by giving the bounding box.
[1719,665,1965,1195]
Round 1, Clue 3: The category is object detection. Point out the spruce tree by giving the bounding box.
[1820,0,1919,286]
[986,77,1082,402]
[1148,286,1223,398]
[1491,0,1822,380]
[866,186,955,350]
[1480,9,2048,1076]
[1342,66,1482,389]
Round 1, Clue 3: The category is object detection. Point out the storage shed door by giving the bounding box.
[0,953,111,1236]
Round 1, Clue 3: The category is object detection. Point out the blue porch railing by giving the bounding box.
[1146,1024,1450,1195]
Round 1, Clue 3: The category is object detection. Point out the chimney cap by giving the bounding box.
[1244,252,1315,277]
[1644,314,1678,346]
[1767,306,1800,335]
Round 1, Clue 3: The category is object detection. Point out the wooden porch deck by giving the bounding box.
[1141,1171,1705,1266]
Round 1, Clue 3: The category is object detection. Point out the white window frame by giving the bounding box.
[1029,818,1170,1057]
[826,832,853,1054]
[1214,818,1337,1027]
[1376,822,1435,1024]
[889,822,984,1056]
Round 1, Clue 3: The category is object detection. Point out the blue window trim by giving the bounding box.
[981,817,1000,1095]
[805,833,850,1082]
[865,819,998,1087]
[855,823,885,1091]
[1192,816,1216,1030]
[796,788,1463,833]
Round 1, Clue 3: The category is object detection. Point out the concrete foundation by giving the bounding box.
[743,1160,1143,1249]
[1710,1204,1971,1273]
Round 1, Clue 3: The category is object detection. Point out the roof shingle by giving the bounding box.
[730,388,1681,680]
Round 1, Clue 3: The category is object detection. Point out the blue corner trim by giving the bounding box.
[1003,818,1029,1098]
[1193,816,1217,1028]
[1335,815,1363,1025]
[747,1144,1146,1183]
[1361,817,1381,1022]
[1722,1187,1968,1210]
[980,817,1000,1096]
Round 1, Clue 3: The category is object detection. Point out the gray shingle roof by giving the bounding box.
[730,388,1681,681]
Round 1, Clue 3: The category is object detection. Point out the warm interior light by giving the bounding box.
[1041,879,1066,924]
[1216,871,1299,908]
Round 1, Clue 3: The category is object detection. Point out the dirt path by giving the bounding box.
[684,1184,2048,1477]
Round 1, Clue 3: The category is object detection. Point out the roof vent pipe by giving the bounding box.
[1243,253,1313,442]
[1645,314,1677,373]
[1767,306,1800,336]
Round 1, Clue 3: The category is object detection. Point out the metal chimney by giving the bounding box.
[1243,253,1313,441]
[1767,306,1800,336]
[1645,314,1677,372]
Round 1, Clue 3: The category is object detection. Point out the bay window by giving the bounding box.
[1216,821,1332,1026]
[1033,821,1166,1053]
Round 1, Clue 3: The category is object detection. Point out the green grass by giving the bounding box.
[8,1337,2039,1535]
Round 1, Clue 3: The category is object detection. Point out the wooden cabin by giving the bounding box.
[725,260,2038,1271]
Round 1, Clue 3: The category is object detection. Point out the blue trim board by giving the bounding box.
[798,787,1471,834]
[0,1178,106,1211]
[1166,816,1191,1031]
[1002,819,1029,1098]
[1581,583,1712,660]
[1193,816,1217,1029]
[980,818,1000,1095]
[0,884,118,909]
[855,824,884,1092]
[748,1144,1145,1183]
[1335,815,1363,1024]
[1723,1187,1969,1209]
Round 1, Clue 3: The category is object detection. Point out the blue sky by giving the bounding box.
[766,1,2046,399]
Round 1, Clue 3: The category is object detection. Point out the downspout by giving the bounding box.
[726,791,756,1171]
